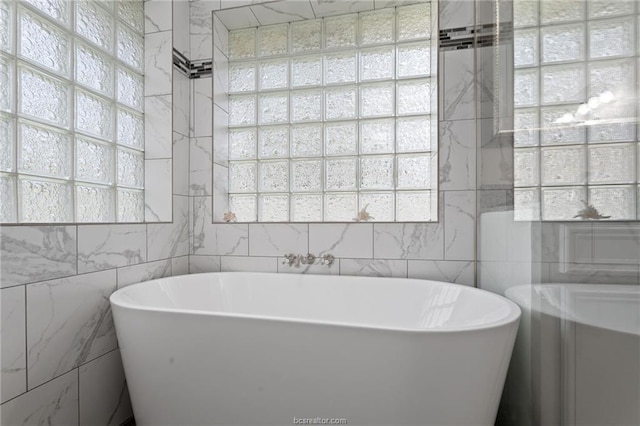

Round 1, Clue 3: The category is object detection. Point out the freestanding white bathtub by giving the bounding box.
[110,272,521,426]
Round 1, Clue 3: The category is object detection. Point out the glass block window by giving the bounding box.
[0,0,144,223]
[226,3,437,222]
[513,0,640,220]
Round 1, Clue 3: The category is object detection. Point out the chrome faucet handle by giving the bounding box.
[321,254,335,266]
[283,253,297,267]
[303,253,316,265]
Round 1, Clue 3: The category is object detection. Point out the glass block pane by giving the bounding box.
[117,188,144,222]
[360,82,394,117]
[18,121,71,178]
[117,24,144,72]
[541,105,585,145]
[589,18,634,59]
[229,161,257,193]
[76,1,113,52]
[325,122,357,156]
[398,42,430,78]
[0,0,12,53]
[229,62,256,93]
[0,114,13,171]
[229,194,257,222]
[117,107,144,149]
[361,156,394,190]
[397,154,431,189]
[360,119,394,154]
[259,59,288,90]
[589,186,635,220]
[397,117,430,153]
[360,9,394,45]
[25,0,69,24]
[325,86,357,120]
[588,1,634,19]
[588,103,636,143]
[291,19,321,52]
[541,146,586,186]
[291,159,322,192]
[397,3,430,41]
[396,191,431,221]
[540,0,584,24]
[0,55,13,112]
[259,93,288,125]
[259,126,289,159]
[324,14,357,49]
[76,89,114,141]
[360,47,394,81]
[359,192,394,222]
[0,173,15,222]
[589,59,634,99]
[117,148,143,188]
[542,64,585,104]
[541,187,586,220]
[324,51,357,85]
[19,177,72,222]
[117,67,143,111]
[397,79,430,115]
[514,69,539,107]
[259,160,289,192]
[19,8,70,76]
[326,158,357,191]
[514,29,538,68]
[259,194,289,222]
[514,188,541,221]
[291,90,322,123]
[76,184,115,222]
[291,55,322,88]
[514,109,539,147]
[76,42,114,97]
[76,136,115,184]
[588,143,635,184]
[541,24,584,63]
[514,148,540,187]
[259,24,288,57]
[324,192,357,221]
[291,194,322,221]
[117,0,144,33]
[19,65,70,128]
[229,95,256,127]
[291,124,322,157]
[230,128,257,160]
[230,28,256,59]
[514,0,539,28]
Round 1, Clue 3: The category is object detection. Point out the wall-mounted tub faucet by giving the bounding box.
[283,253,334,268]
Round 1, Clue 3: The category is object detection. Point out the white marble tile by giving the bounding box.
[440,49,475,121]
[191,33,213,61]
[79,350,132,426]
[213,14,229,56]
[220,255,277,272]
[213,104,229,165]
[444,191,475,261]
[0,369,78,426]
[116,259,173,289]
[190,137,213,196]
[439,0,474,29]
[249,224,308,256]
[408,260,475,286]
[439,120,476,191]
[173,70,190,137]
[0,226,77,288]
[26,269,117,389]
[478,261,545,295]
[1,286,26,404]
[543,262,640,286]
[374,0,423,8]
[171,256,190,276]
[78,224,147,274]
[477,46,496,120]
[194,206,249,254]
[172,0,190,57]
[144,159,173,222]
[213,47,229,112]
[311,0,374,17]
[250,2,314,26]
[213,164,229,221]
[340,259,407,278]
[147,195,190,261]
[591,224,640,265]
[144,95,173,159]
[478,118,513,189]
[220,0,274,9]
[191,0,219,35]
[189,255,222,273]
[373,223,444,260]
[277,257,340,275]
[144,31,172,97]
[194,78,213,137]
[215,6,260,30]
[309,224,373,259]
[192,196,212,253]
[173,132,189,196]
[144,0,172,33]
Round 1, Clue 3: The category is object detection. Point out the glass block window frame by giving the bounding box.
[225,3,438,222]
[0,0,145,223]
[513,0,640,221]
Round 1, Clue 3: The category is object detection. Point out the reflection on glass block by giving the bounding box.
[19,65,70,127]
[23,0,69,25]
[360,82,393,117]
[76,1,113,52]
[589,18,634,59]
[117,0,144,33]
[397,154,430,189]
[541,187,586,220]
[326,158,357,191]
[117,188,144,222]
[259,24,288,57]
[259,160,289,192]
[398,3,430,41]
[514,109,539,147]
[514,0,539,28]
[360,9,394,45]
[259,126,289,158]
[514,148,540,187]
[0,115,13,171]
[397,79,430,115]
[19,9,70,76]
[117,67,143,111]
[541,146,586,186]
[291,55,322,87]
[397,117,430,152]
[398,42,430,78]
[229,62,256,93]
[324,192,357,221]
[514,29,538,67]
[229,194,257,222]
[540,0,584,24]
[291,20,322,52]
[76,89,113,141]
[117,24,143,72]
[229,95,256,127]
[291,90,322,123]
[259,59,288,90]
[19,177,72,222]
[588,144,635,184]
[361,156,394,190]
[324,51,357,85]
[541,24,584,63]
[0,55,13,112]
[588,103,636,143]
[259,93,288,125]
[117,148,143,188]
[291,124,322,157]
[76,184,115,222]
[589,59,634,99]
[230,28,256,59]
[514,69,539,107]
[76,42,113,96]
[396,191,431,221]
[324,14,357,49]
[359,192,394,222]
[117,107,143,149]
[230,161,257,193]
[325,86,357,120]
[514,189,540,221]
[588,0,634,18]
[325,122,357,156]
[360,119,394,154]
[76,136,115,184]
[541,106,585,145]
[230,128,257,160]
[542,64,585,104]
[259,194,289,222]
[360,47,394,81]
[18,121,71,178]
[589,185,635,220]
[0,1,12,53]
[0,173,15,222]
[291,194,322,221]
[291,159,322,192]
